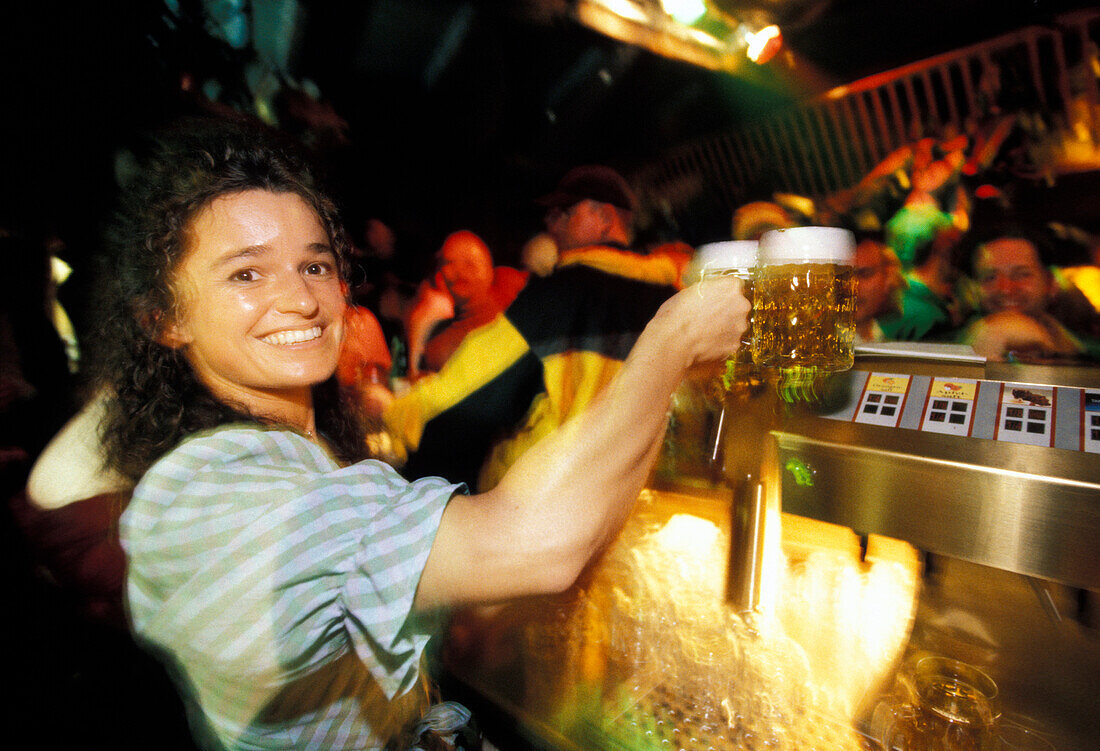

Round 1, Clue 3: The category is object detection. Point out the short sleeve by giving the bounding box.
[122,427,462,741]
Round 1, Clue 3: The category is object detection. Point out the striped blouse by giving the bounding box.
[121,425,460,750]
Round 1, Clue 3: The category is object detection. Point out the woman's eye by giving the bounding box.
[306,261,334,276]
[230,269,257,282]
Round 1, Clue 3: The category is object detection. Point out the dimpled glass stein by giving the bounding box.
[752,227,856,373]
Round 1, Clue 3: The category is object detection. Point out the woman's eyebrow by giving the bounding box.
[208,242,334,271]
[208,245,267,272]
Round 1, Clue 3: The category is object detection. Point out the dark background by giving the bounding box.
[4,1,1096,259]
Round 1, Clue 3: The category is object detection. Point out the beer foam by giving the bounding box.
[696,240,758,270]
[758,226,855,264]
[685,240,758,285]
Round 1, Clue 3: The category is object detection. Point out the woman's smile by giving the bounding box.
[260,325,324,346]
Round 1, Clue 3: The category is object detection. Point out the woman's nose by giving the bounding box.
[275,273,320,315]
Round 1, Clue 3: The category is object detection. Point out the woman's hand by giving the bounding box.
[645,276,750,371]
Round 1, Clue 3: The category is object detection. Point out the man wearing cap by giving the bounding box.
[384,165,683,491]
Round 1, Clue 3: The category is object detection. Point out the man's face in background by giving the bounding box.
[974,238,1052,316]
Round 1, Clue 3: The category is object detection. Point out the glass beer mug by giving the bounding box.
[751,227,856,373]
[665,241,759,480]
[875,656,999,751]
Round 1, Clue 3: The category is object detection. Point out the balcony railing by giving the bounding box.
[636,9,1100,218]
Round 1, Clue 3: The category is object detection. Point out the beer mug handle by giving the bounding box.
[869,673,919,751]
[871,700,918,751]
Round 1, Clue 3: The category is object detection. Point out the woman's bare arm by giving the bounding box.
[415,277,748,609]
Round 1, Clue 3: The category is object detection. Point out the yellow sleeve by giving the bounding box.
[383,315,531,451]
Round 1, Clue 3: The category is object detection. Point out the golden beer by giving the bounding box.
[751,227,856,372]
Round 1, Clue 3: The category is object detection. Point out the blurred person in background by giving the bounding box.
[853,235,906,343]
[961,233,1100,362]
[385,165,684,493]
[352,216,428,378]
[342,217,396,307]
[876,210,976,342]
[336,303,393,417]
[404,230,527,380]
[730,200,797,241]
[20,389,133,627]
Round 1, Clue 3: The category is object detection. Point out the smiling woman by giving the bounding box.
[78,114,750,750]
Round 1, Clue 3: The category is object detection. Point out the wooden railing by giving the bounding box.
[636,9,1100,216]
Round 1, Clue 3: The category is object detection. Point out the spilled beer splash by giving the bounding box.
[518,492,920,750]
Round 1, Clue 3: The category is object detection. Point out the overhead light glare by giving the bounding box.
[745,24,782,64]
[660,0,707,26]
[575,0,747,73]
[590,0,650,24]
[682,26,726,50]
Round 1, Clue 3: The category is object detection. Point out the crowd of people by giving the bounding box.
[727,129,1100,365]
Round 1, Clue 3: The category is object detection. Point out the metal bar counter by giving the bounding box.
[442,357,1100,750]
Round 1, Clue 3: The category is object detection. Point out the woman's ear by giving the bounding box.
[159,320,193,349]
[137,309,191,349]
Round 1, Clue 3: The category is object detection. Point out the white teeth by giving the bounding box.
[262,326,322,346]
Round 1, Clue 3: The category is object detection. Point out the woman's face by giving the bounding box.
[164,189,346,411]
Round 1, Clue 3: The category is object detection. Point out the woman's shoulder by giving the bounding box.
[159,423,326,466]
[131,424,332,499]
[124,424,460,557]
[138,423,458,503]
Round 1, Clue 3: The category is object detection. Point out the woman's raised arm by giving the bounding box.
[414,276,748,609]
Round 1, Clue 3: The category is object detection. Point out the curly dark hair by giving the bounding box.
[93,115,366,481]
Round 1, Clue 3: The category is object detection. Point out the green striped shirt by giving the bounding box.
[122,426,459,749]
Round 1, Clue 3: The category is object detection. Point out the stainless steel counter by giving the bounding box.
[445,358,1100,750]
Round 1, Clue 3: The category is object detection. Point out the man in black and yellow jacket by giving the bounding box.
[384,165,687,491]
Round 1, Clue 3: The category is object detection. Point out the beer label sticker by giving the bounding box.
[866,374,909,394]
[856,373,911,427]
[920,377,978,436]
[1083,390,1100,454]
[928,379,977,400]
[995,384,1054,447]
